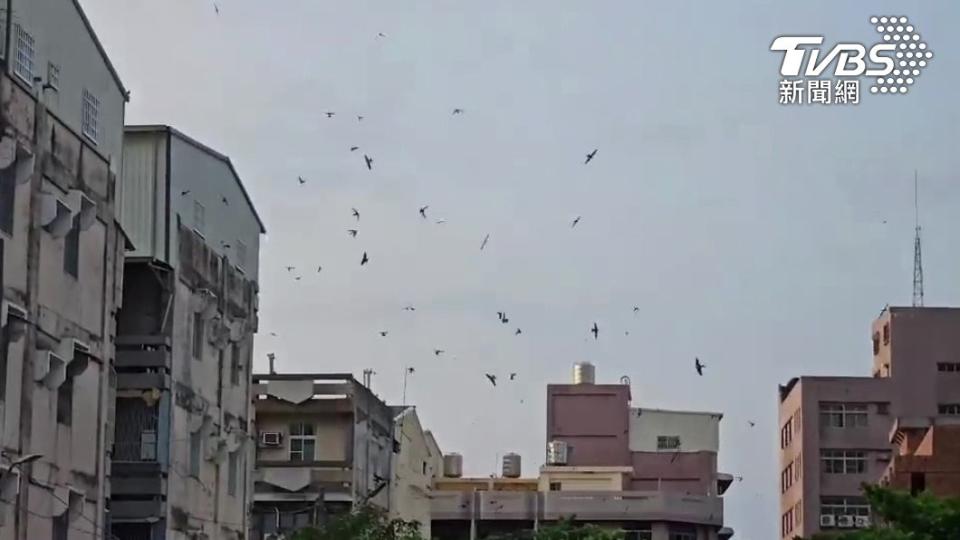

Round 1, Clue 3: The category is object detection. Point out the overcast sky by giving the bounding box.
[83,1,960,537]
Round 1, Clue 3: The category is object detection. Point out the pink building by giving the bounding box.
[777,307,960,538]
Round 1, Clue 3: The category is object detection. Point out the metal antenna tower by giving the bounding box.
[912,170,924,307]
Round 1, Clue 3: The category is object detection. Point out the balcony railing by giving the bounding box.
[431,491,723,525]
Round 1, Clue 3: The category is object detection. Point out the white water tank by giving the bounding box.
[547,440,569,465]
[443,453,463,478]
[502,453,522,478]
[573,362,595,384]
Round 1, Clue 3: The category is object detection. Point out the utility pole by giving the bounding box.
[912,170,924,307]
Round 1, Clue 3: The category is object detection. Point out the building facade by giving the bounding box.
[430,364,734,540]
[0,0,127,538]
[777,307,960,538]
[110,126,264,540]
[389,407,442,538]
[881,418,960,498]
[250,373,397,539]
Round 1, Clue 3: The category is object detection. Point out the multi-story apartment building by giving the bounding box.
[778,306,960,538]
[250,373,398,539]
[880,417,960,498]
[389,406,443,538]
[430,363,735,540]
[110,125,264,540]
[0,1,127,538]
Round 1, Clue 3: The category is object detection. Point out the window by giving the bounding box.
[189,431,202,476]
[910,472,926,495]
[422,461,427,475]
[795,500,802,527]
[81,89,100,143]
[228,451,239,496]
[794,453,802,481]
[549,482,561,491]
[820,402,868,428]
[0,167,14,235]
[47,62,61,90]
[937,362,960,372]
[821,449,867,474]
[877,402,890,415]
[780,464,791,493]
[230,342,242,385]
[938,403,960,415]
[872,332,880,355]
[192,313,204,359]
[781,508,794,537]
[63,215,80,278]
[236,240,247,270]
[882,323,890,344]
[624,530,652,540]
[780,418,792,449]
[14,25,35,84]
[56,377,74,425]
[668,526,696,540]
[52,513,68,540]
[289,422,316,462]
[140,430,157,461]
[657,435,680,450]
[820,495,870,517]
[193,201,205,235]
[794,408,802,435]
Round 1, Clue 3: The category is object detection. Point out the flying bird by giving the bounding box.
[348,229,358,237]
[509,373,517,381]
[402,305,416,311]
[298,176,306,185]
[269,332,278,337]
[317,266,322,273]
[515,328,522,335]
[571,216,581,228]
[294,276,302,281]
[407,366,415,374]
[480,234,490,251]
[379,331,388,337]
[485,374,497,387]
[285,266,295,272]
[497,312,504,321]
[419,206,429,219]
[435,219,447,224]
[434,349,445,356]
[350,146,359,152]
[501,316,509,324]
[695,357,705,376]
[325,112,335,118]
[181,190,191,196]
[584,149,598,164]
[378,32,387,38]
[633,306,640,313]
[360,252,369,266]
[591,322,599,340]
[452,108,464,115]
[213,2,220,14]
[748,421,756,428]
[221,242,231,249]
[221,196,229,206]
[357,115,364,122]
[364,154,373,170]
[351,208,360,220]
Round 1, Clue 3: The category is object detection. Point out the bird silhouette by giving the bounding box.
[352,208,360,221]
[485,374,497,387]
[294,276,302,281]
[509,373,517,381]
[695,357,705,376]
[317,266,322,273]
[452,108,464,115]
[364,155,373,170]
[497,312,505,321]
[269,332,278,337]
[434,349,444,356]
[357,115,364,122]
[348,229,358,238]
[221,196,229,206]
[571,216,581,228]
[515,328,522,335]
[419,206,429,219]
[221,242,231,249]
[435,219,447,224]
[380,331,388,337]
[748,421,755,427]
[633,306,640,313]
[591,322,599,340]
[350,146,359,152]
[360,252,369,266]
[181,190,191,196]
[402,305,416,311]
[213,2,220,14]
[502,316,509,324]
[735,476,744,482]
[378,32,387,38]
[585,149,598,164]
[298,176,306,185]
[480,234,490,251]
[325,112,335,118]
[407,366,415,374]
[285,266,295,272]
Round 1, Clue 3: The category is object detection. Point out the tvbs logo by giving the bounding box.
[771,16,933,98]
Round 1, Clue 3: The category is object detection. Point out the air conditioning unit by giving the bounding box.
[819,514,836,528]
[854,515,871,528]
[39,192,73,237]
[260,432,282,447]
[837,515,855,528]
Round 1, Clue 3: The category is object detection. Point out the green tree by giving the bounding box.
[808,485,960,540]
[488,518,624,540]
[289,505,423,540]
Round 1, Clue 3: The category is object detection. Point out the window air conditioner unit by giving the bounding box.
[39,192,73,238]
[0,300,29,342]
[819,514,835,527]
[34,350,67,389]
[854,515,871,528]
[836,515,855,528]
[67,190,97,231]
[260,432,282,447]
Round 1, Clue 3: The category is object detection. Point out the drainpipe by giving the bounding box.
[469,490,477,540]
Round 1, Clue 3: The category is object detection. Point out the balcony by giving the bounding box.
[431,491,723,526]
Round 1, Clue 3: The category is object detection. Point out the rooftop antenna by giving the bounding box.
[362,368,376,390]
[402,367,414,405]
[912,170,924,307]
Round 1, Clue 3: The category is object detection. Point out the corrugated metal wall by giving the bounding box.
[120,131,167,259]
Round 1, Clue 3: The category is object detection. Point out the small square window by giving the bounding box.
[236,240,247,270]
[657,435,681,450]
[47,62,60,90]
[14,25,35,85]
[81,89,100,143]
[549,482,562,491]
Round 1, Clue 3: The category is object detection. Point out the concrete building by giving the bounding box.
[0,0,127,538]
[389,407,443,538]
[430,363,734,540]
[777,307,960,538]
[250,373,397,539]
[880,418,960,498]
[110,126,264,540]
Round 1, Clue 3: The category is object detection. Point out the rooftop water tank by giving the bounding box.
[573,362,595,384]
[502,453,522,478]
[443,453,463,478]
